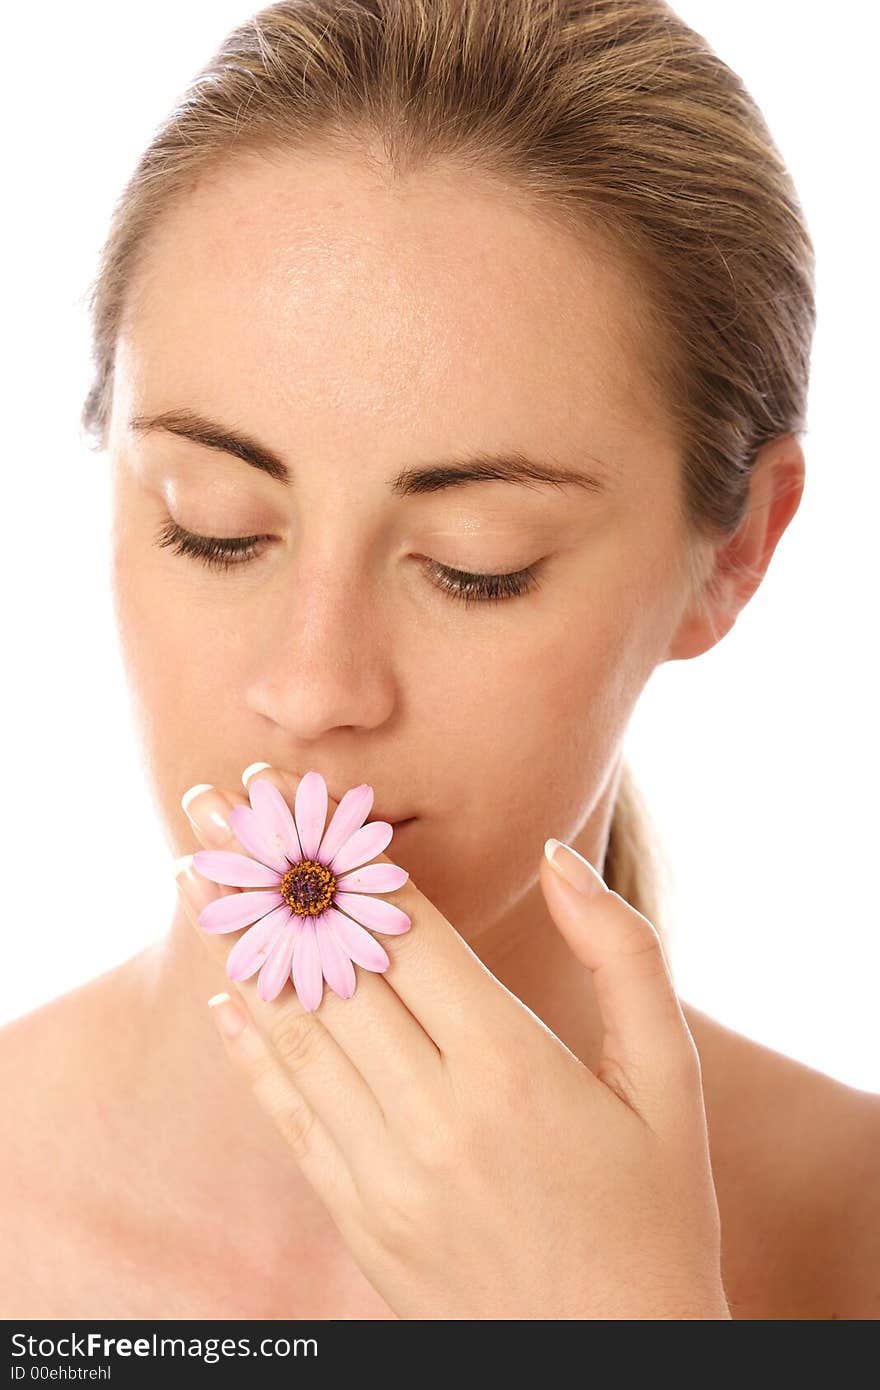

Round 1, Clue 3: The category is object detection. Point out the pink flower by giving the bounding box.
[192,770,411,1010]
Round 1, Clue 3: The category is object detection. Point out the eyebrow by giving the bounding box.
[127,408,610,497]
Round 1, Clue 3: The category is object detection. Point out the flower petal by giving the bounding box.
[247,777,302,863]
[193,849,281,888]
[325,907,390,973]
[334,890,412,936]
[226,904,291,980]
[333,862,409,894]
[199,889,284,934]
[292,918,324,1012]
[229,803,290,875]
[257,922,297,1002]
[295,770,328,860]
[316,920,357,1000]
[328,820,393,875]
[316,783,374,865]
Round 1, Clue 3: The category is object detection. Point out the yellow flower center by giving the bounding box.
[280,859,337,917]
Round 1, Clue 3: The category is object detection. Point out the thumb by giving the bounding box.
[540,838,701,1124]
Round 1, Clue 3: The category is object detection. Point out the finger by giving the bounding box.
[177,767,443,1139]
[540,839,702,1132]
[259,763,512,1060]
[177,850,390,1181]
[226,767,444,1123]
[206,986,363,1217]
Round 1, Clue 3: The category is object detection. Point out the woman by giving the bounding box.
[2,0,877,1319]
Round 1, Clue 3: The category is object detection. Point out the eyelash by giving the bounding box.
[153,519,543,606]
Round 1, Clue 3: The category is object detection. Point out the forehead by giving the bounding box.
[114,150,673,466]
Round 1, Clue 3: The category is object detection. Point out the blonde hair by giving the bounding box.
[80,0,815,942]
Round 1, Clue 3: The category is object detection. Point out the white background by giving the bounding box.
[2,2,877,1089]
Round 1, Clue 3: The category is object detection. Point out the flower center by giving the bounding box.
[280,858,337,917]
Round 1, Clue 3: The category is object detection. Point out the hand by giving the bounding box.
[175,763,731,1320]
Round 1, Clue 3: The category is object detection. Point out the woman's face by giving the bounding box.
[108,151,697,936]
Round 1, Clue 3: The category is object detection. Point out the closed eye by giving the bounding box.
[421,559,542,605]
[154,518,271,572]
[153,518,544,605]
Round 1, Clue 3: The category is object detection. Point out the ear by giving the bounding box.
[665,434,805,661]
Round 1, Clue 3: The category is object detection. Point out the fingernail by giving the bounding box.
[241,761,272,788]
[180,784,232,845]
[172,853,212,919]
[544,838,608,896]
[208,991,248,1040]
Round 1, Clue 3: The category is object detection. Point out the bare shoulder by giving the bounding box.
[0,997,78,1313]
[0,968,116,1139]
[0,964,143,1317]
[0,987,86,1177]
[683,1002,880,1320]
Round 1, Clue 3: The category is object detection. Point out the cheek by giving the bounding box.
[434,600,636,804]
[110,525,261,839]
[111,477,257,708]
[515,614,647,838]
[417,583,662,926]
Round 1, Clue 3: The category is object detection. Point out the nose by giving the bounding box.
[243,554,398,739]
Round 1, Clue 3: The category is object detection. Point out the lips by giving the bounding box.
[334,792,414,827]
[289,773,414,829]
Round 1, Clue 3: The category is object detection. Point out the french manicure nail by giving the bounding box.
[544,838,608,896]
[172,853,216,921]
[180,784,232,842]
[172,853,199,911]
[181,783,212,816]
[241,761,272,788]
[208,991,248,1040]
